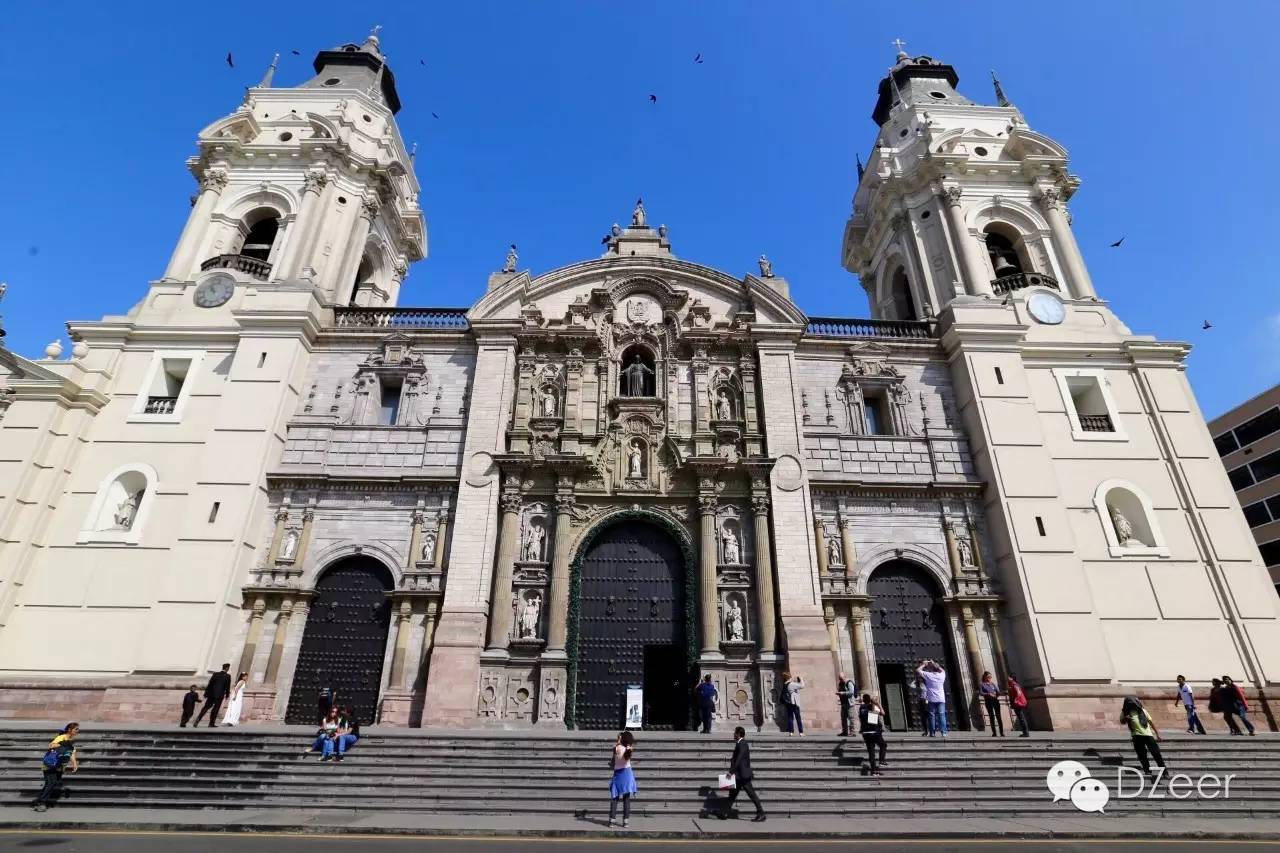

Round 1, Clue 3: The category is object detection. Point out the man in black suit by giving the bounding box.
[716,726,765,822]
[192,663,232,728]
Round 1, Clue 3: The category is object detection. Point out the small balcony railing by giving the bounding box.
[200,254,273,281]
[992,271,1059,295]
[1079,413,1114,433]
[806,317,935,340]
[332,307,470,330]
[143,396,177,415]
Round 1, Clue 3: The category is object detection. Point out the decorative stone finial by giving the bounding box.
[44,340,63,359]
[72,340,90,360]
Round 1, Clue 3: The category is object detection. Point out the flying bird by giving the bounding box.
[226,52,234,69]
[1202,320,1213,330]
[649,94,658,104]
[420,59,426,66]
[1109,237,1124,248]
[291,50,301,56]
[431,112,440,119]
[694,53,703,64]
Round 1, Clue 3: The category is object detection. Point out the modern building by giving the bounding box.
[1,36,1277,732]
[1209,384,1280,592]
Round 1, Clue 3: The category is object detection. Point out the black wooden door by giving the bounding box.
[286,557,393,725]
[577,522,688,730]
[867,560,966,730]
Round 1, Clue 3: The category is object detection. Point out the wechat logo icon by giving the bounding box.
[1046,760,1109,814]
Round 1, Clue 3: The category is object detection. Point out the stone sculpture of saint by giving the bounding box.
[113,491,141,530]
[621,355,654,397]
[627,440,644,479]
[541,387,557,417]
[1110,505,1140,547]
[523,522,546,562]
[956,536,973,567]
[715,389,732,421]
[520,593,541,639]
[632,197,647,228]
[722,526,741,564]
[827,534,843,566]
[758,254,774,278]
[725,600,745,642]
[279,528,299,561]
[502,243,518,274]
[421,528,437,562]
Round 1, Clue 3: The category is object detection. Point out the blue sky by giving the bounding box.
[1,2,1277,417]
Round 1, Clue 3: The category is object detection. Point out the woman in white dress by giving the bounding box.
[221,671,248,726]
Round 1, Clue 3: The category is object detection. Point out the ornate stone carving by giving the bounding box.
[1038,186,1063,210]
[478,670,501,717]
[631,197,647,227]
[279,528,299,561]
[518,591,541,639]
[1109,505,1141,547]
[360,194,381,220]
[522,518,547,562]
[725,598,745,641]
[301,171,328,194]
[502,243,518,273]
[420,528,437,563]
[758,254,774,277]
[941,184,963,207]
[114,491,142,530]
[721,523,741,564]
[826,533,843,567]
[199,169,228,193]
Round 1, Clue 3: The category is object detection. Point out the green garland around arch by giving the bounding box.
[564,508,699,730]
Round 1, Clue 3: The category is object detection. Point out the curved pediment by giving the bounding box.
[468,255,807,331]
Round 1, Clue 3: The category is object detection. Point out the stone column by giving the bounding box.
[839,516,857,573]
[750,493,778,653]
[1038,187,1097,299]
[943,518,963,587]
[941,184,993,297]
[407,508,425,570]
[546,487,576,654]
[698,491,722,657]
[966,516,987,588]
[849,604,871,691]
[823,605,842,675]
[265,507,289,566]
[238,598,267,679]
[434,509,451,568]
[960,605,986,686]
[813,518,829,574]
[335,194,379,303]
[485,486,523,652]
[264,599,294,685]
[387,600,414,689]
[163,168,227,281]
[279,170,327,279]
[987,605,1008,683]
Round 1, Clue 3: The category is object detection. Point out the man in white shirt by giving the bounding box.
[1172,674,1206,735]
[915,659,948,738]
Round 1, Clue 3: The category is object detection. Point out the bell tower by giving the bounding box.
[842,46,1280,728]
[159,31,426,312]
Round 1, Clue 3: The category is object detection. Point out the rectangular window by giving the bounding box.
[1243,501,1272,528]
[1249,449,1280,485]
[130,350,205,422]
[1234,407,1280,449]
[1266,495,1280,520]
[1260,539,1280,568]
[143,358,191,415]
[1065,376,1115,433]
[864,395,889,436]
[208,502,221,523]
[1214,431,1240,457]
[995,367,1004,385]
[1035,516,1046,537]
[1228,465,1255,492]
[379,379,403,426]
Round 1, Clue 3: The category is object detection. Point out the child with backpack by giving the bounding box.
[1120,697,1165,776]
[33,722,79,812]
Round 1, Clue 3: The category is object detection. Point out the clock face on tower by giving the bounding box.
[1027,290,1066,325]
[193,274,235,308]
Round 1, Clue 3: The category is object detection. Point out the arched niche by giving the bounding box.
[618,343,657,398]
[78,463,158,544]
[1093,479,1168,557]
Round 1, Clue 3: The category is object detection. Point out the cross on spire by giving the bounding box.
[370,24,383,39]
[891,38,908,58]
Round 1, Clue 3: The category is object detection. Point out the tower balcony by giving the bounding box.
[332,307,470,330]
[200,254,273,281]
[991,271,1059,295]
[806,317,935,340]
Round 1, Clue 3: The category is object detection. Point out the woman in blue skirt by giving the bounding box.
[608,730,637,828]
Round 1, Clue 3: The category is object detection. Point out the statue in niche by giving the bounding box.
[279,528,299,561]
[715,388,733,421]
[627,440,644,479]
[956,536,973,567]
[540,386,557,417]
[421,528,437,562]
[621,355,654,397]
[721,525,741,564]
[502,243,518,273]
[113,490,142,530]
[725,599,745,641]
[519,592,541,639]
[827,534,843,566]
[758,254,774,278]
[632,197,647,227]
[522,521,546,562]
[1109,505,1141,547]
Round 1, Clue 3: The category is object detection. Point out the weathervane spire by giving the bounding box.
[990,69,1011,108]
[257,53,279,89]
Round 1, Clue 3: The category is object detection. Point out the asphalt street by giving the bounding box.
[1,834,1278,852]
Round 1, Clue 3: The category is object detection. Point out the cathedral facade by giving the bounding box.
[1,37,1277,732]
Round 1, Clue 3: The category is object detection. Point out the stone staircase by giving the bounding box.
[2,727,1279,819]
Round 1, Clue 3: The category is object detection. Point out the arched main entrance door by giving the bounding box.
[867,560,966,732]
[572,520,691,730]
[285,556,394,725]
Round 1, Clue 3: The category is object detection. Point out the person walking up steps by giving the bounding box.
[32,723,79,812]
[836,672,857,737]
[781,672,804,736]
[192,663,231,728]
[980,672,1004,737]
[916,659,948,737]
[715,726,765,822]
[608,731,637,828]
[1173,675,1206,735]
[179,685,199,728]
[1121,696,1166,777]
[1209,678,1240,734]
[1222,676,1256,736]
[1006,674,1030,737]
[695,675,718,734]
[859,694,888,775]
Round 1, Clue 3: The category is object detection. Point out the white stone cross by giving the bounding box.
[891,38,907,54]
